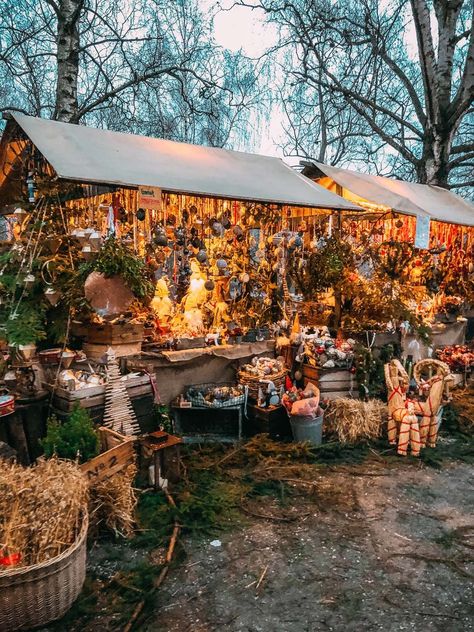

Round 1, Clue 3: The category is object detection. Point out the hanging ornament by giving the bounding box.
[136,208,146,221]
[216,258,228,270]
[212,221,224,237]
[45,235,62,254]
[10,243,24,262]
[14,207,28,222]
[175,227,185,245]
[24,273,35,291]
[26,171,36,203]
[221,215,231,230]
[154,228,168,247]
[240,272,250,283]
[82,244,93,260]
[89,230,102,249]
[229,277,240,299]
[205,278,215,291]
[44,287,60,306]
[196,249,207,263]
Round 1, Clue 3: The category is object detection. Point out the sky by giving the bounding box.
[212,2,275,57]
[210,1,423,166]
[211,2,285,159]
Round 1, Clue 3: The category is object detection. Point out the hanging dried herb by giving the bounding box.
[290,236,354,297]
[371,240,415,280]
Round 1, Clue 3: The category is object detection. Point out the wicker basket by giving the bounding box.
[238,369,288,401]
[0,513,88,631]
[185,383,246,408]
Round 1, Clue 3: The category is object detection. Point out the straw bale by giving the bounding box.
[0,457,88,569]
[324,398,387,444]
[451,386,474,435]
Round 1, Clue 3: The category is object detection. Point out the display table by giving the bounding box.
[403,320,467,359]
[127,341,275,405]
[0,391,49,464]
[171,402,243,443]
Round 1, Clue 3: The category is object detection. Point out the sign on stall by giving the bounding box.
[414,215,430,249]
[138,185,162,210]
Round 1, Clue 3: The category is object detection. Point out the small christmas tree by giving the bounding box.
[102,348,141,436]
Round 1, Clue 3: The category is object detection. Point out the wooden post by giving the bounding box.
[3,411,30,465]
[333,208,342,329]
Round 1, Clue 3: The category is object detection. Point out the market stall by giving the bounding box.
[0,114,361,444]
[295,161,474,366]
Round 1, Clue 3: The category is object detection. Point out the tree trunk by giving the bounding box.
[53,0,83,123]
[418,121,459,187]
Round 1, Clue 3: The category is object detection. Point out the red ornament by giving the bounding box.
[0,552,21,566]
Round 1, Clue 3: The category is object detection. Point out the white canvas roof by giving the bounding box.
[312,161,474,226]
[10,114,361,210]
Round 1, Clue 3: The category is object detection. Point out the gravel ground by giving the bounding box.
[142,460,474,632]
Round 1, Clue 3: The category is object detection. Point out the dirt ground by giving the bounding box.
[143,460,474,632]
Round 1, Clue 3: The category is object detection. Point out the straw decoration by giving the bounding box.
[88,464,137,538]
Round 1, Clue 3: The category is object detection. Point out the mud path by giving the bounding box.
[145,462,474,632]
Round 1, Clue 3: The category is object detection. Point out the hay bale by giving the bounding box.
[324,398,387,444]
[451,386,474,435]
[0,457,88,569]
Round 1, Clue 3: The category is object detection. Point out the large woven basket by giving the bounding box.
[0,513,88,631]
[238,369,288,401]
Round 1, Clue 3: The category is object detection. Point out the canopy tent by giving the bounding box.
[0,114,361,211]
[302,161,474,226]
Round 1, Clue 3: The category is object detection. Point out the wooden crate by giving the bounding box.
[73,322,144,346]
[44,374,152,412]
[303,364,358,399]
[82,341,142,359]
[244,404,291,439]
[80,427,136,482]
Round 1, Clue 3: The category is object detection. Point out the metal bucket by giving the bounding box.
[290,408,324,446]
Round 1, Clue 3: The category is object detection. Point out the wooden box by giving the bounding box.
[44,374,152,411]
[80,427,136,482]
[303,364,358,400]
[140,431,183,490]
[45,374,156,433]
[82,322,144,345]
[244,404,291,439]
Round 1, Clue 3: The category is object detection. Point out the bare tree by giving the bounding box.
[242,0,474,190]
[0,0,261,149]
